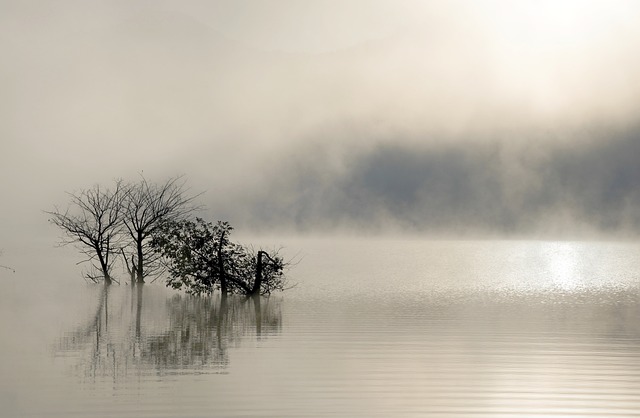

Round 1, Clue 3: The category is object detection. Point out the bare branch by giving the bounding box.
[121,174,201,283]
[0,265,15,273]
[47,180,126,285]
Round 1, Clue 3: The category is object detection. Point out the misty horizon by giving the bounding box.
[2,0,640,247]
[4,3,640,417]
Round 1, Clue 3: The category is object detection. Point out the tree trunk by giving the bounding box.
[130,255,136,285]
[220,277,228,296]
[136,236,144,283]
[250,251,264,295]
[217,231,228,296]
[97,251,112,285]
[122,249,136,285]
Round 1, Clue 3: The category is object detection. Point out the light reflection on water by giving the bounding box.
[2,239,640,417]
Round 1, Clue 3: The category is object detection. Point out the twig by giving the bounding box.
[1,265,15,273]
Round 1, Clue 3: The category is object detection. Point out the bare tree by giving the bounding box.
[122,175,198,284]
[47,181,125,285]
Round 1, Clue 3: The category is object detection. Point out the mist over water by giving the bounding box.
[2,0,640,243]
[3,239,640,417]
[2,2,640,417]
[223,128,640,235]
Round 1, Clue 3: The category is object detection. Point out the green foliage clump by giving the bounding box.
[151,218,288,296]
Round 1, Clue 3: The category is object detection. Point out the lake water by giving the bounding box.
[2,238,640,417]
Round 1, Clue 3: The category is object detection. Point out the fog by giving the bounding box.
[227,128,640,237]
[2,0,640,254]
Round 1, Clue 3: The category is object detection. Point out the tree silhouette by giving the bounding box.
[151,218,289,296]
[121,175,198,284]
[47,181,126,284]
[47,175,292,291]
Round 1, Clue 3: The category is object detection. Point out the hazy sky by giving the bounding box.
[2,0,640,247]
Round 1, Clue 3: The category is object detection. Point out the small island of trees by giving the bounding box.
[47,176,289,296]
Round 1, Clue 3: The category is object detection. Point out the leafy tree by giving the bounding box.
[47,181,126,284]
[151,218,288,296]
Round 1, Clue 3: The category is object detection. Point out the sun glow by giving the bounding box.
[543,242,583,290]
[485,0,634,47]
[464,0,640,120]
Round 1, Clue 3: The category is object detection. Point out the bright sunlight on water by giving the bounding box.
[2,239,640,417]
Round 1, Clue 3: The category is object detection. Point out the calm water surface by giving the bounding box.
[2,239,640,417]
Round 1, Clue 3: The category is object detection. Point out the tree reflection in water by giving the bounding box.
[55,285,282,380]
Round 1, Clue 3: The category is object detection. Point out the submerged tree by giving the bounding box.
[47,181,126,284]
[0,250,15,273]
[151,218,289,296]
[121,175,198,284]
[47,175,294,290]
